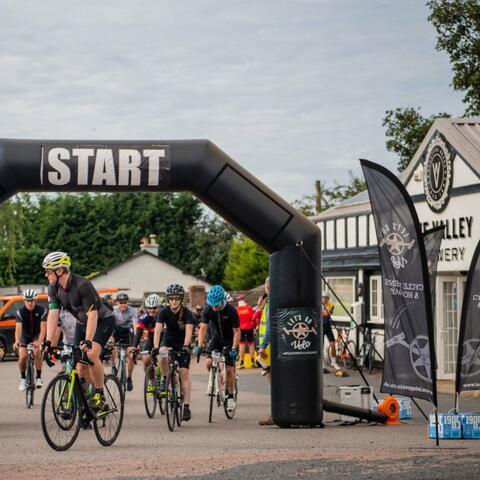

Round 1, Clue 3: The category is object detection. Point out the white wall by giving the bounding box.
[91,254,211,300]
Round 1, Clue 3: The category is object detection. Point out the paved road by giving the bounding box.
[1,357,480,479]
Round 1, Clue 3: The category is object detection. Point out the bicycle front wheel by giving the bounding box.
[165,372,177,432]
[94,374,124,446]
[208,367,216,424]
[144,365,157,418]
[118,359,127,396]
[41,374,81,451]
[175,374,183,427]
[367,346,375,374]
[342,341,356,369]
[25,360,35,408]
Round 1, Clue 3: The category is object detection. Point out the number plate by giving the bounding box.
[63,346,73,355]
[159,350,169,358]
[212,351,221,361]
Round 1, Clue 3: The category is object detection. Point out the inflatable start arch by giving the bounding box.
[0,138,322,426]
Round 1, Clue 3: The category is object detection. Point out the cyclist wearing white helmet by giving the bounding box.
[152,284,195,421]
[42,251,115,413]
[132,294,161,373]
[14,289,47,391]
[112,292,138,391]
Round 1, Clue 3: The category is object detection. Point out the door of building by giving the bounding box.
[437,276,466,380]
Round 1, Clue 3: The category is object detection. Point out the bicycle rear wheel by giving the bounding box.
[367,345,375,374]
[165,372,177,431]
[175,374,183,427]
[342,340,356,369]
[25,360,35,408]
[144,365,157,418]
[94,373,124,446]
[41,374,81,451]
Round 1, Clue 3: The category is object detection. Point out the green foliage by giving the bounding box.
[383,108,450,172]
[0,192,235,286]
[428,0,480,115]
[292,172,366,215]
[223,236,269,290]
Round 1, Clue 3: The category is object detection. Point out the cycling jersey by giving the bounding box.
[133,313,156,349]
[201,303,239,344]
[113,305,137,331]
[48,273,112,324]
[236,303,255,330]
[157,306,195,349]
[16,305,46,342]
[322,302,334,326]
[57,308,77,345]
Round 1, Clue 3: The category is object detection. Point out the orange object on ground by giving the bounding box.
[377,395,401,425]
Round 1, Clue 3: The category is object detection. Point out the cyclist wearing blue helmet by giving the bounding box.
[195,284,240,413]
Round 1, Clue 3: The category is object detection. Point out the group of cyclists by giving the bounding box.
[12,250,258,423]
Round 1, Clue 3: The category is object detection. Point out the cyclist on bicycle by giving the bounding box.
[132,293,160,372]
[152,284,195,422]
[112,292,138,391]
[13,289,47,391]
[196,284,240,413]
[41,251,115,412]
[322,291,340,372]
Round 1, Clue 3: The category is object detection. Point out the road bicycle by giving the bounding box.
[206,349,238,423]
[142,350,165,418]
[113,342,129,395]
[357,328,378,374]
[158,349,184,432]
[24,343,37,408]
[335,328,356,369]
[40,346,124,451]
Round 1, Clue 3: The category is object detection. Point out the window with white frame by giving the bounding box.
[323,276,355,320]
[370,275,384,322]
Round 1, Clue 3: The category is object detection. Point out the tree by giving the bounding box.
[428,0,480,115]
[383,108,450,172]
[223,236,269,290]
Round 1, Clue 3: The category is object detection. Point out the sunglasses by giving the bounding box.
[168,296,182,302]
[25,300,36,303]
[118,301,128,305]
[45,269,55,275]
[147,307,159,311]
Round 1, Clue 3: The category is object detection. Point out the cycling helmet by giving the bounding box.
[165,283,185,297]
[145,293,162,308]
[116,292,129,302]
[207,285,226,307]
[23,289,38,301]
[42,251,71,270]
[322,291,330,298]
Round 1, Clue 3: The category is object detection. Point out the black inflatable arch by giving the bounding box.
[0,138,322,426]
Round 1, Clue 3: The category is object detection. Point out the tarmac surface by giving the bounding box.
[1,355,480,479]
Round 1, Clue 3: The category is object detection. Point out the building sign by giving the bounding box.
[423,133,454,213]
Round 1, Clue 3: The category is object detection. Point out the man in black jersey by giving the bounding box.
[152,283,195,421]
[14,289,46,391]
[196,284,240,413]
[41,251,115,411]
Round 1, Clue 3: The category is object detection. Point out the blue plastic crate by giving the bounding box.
[460,413,480,439]
[429,413,462,439]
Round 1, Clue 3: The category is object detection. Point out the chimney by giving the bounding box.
[140,234,159,256]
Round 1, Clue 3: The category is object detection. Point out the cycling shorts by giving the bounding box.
[74,315,115,348]
[143,332,154,353]
[208,336,235,366]
[20,335,40,346]
[323,323,335,343]
[240,329,254,343]
[160,337,191,369]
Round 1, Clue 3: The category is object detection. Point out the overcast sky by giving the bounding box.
[0,0,465,203]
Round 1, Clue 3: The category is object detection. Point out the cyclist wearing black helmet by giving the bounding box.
[42,251,115,413]
[112,292,138,391]
[14,289,47,391]
[195,284,240,413]
[152,283,195,421]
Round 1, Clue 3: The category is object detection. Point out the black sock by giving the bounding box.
[95,387,104,394]
[20,371,26,379]
[36,370,42,379]
[184,404,189,409]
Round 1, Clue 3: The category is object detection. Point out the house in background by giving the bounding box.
[90,234,211,303]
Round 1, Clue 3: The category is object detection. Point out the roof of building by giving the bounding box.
[89,250,210,285]
[311,117,480,222]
